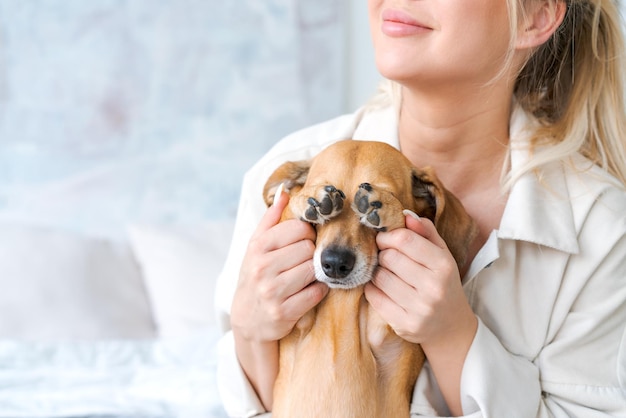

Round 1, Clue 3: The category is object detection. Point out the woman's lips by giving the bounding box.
[381,9,432,37]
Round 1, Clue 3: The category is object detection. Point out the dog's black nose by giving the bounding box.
[320,246,356,279]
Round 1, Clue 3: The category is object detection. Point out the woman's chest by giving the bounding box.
[462,239,570,359]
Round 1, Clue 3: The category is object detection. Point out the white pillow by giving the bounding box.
[0,223,156,340]
[128,221,235,338]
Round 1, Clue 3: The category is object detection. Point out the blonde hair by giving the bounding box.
[369,0,626,189]
[509,0,626,189]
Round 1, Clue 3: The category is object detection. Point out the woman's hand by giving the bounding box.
[364,211,477,415]
[231,188,328,410]
[232,188,328,342]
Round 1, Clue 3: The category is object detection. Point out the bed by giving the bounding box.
[0,221,234,417]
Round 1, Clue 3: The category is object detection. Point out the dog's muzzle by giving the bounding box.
[320,245,356,280]
[314,244,374,289]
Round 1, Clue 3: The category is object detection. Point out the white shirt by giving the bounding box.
[215,103,626,417]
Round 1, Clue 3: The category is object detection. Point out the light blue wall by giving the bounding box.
[346,0,380,111]
[0,1,345,238]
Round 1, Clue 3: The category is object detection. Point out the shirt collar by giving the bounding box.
[497,108,579,254]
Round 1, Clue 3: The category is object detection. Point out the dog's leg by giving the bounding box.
[352,183,407,232]
[290,185,345,224]
[274,291,379,418]
[367,308,424,417]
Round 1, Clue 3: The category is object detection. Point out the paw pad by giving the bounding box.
[303,185,345,223]
[354,183,385,230]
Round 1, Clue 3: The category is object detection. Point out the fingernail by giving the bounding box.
[402,209,421,221]
[273,183,285,206]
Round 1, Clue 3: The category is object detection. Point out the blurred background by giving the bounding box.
[0,0,380,239]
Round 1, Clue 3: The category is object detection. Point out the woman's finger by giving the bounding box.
[281,279,329,322]
[370,256,422,310]
[364,281,407,322]
[403,210,448,250]
[265,248,318,300]
[255,183,289,233]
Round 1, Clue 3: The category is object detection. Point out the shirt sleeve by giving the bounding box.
[459,318,542,416]
[217,331,269,417]
[214,168,270,417]
[459,221,626,416]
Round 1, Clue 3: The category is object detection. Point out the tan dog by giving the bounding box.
[263,140,477,418]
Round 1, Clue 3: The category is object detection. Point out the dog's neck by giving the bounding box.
[275,284,423,418]
[295,287,366,339]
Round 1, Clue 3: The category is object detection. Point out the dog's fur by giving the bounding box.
[263,140,477,418]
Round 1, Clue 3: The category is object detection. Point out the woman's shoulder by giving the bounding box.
[241,114,357,194]
[566,153,626,231]
[243,103,398,187]
[259,112,362,167]
[567,153,626,197]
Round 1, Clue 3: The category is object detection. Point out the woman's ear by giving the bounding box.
[516,0,567,50]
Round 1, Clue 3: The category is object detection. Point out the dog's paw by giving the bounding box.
[301,185,345,224]
[353,183,405,232]
[354,183,384,230]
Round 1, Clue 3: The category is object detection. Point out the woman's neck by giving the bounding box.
[397,83,514,259]
[397,84,512,199]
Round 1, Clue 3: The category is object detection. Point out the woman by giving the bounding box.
[216,0,626,416]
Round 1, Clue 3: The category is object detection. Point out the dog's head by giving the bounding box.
[263,140,477,289]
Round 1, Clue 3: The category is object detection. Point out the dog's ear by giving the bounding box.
[411,167,478,269]
[263,160,311,207]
